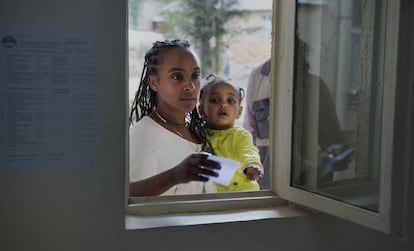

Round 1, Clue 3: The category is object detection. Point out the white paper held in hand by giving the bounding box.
[199,152,241,186]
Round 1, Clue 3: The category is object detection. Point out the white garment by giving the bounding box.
[129,116,217,195]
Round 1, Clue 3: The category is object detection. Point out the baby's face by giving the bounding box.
[199,82,242,130]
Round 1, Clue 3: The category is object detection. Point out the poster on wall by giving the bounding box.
[0,27,97,170]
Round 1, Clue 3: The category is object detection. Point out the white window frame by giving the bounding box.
[272,0,400,234]
[126,0,399,233]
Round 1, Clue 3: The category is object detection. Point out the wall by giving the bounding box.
[0,0,127,250]
[0,0,413,251]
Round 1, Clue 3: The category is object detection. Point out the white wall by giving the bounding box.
[0,0,413,251]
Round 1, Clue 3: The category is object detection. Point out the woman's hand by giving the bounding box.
[243,165,263,181]
[129,153,221,197]
[172,153,221,184]
[319,144,353,178]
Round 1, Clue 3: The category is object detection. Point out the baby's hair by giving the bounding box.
[199,74,245,103]
[129,39,209,150]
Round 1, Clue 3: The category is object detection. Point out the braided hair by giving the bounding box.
[129,39,209,151]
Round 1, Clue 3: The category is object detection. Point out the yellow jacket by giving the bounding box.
[206,126,263,192]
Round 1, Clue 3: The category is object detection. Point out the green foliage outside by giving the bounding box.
[158,0,242,76]
[129,0,141,30]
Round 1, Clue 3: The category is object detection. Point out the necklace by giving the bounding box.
[154,110,186,126]
[154,110,185,138]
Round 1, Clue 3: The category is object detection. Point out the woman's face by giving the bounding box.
[149,47,201,115]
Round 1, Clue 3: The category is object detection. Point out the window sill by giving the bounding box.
[125,202,310,230]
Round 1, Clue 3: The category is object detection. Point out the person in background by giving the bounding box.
[198,74,263,192]
[243,59,271,189]
[244,45,351,188]
[129,39,221,197]
[243,46,350,189]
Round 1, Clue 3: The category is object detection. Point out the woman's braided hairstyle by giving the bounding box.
[129,39,209,151]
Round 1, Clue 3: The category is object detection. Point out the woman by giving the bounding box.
[129,39,220,196]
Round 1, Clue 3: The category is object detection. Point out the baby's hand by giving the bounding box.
[243,166,263,181]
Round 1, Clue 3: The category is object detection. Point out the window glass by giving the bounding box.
[128,0,273,196]
[292,0,387,212]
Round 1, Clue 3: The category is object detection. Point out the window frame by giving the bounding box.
[125,0,400,234]
[125,0,283,219]
[272,0,400,234]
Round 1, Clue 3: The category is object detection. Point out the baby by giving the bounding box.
[198,74,264,192]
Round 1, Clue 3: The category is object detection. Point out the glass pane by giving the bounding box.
[128,0,273,196]
[291,0,387,212]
